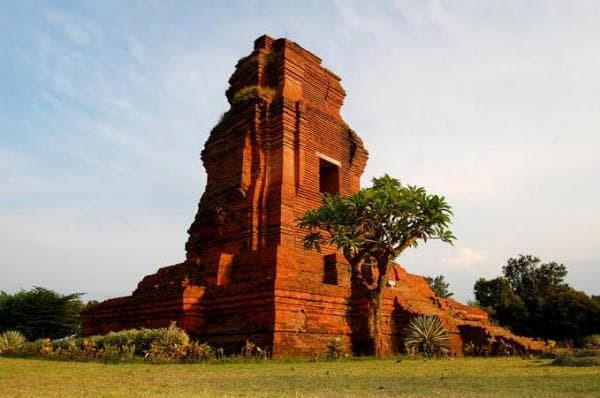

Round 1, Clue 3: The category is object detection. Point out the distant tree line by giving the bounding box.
[425,256,599,344]
[0,287,88,340]
[474,255,600,343]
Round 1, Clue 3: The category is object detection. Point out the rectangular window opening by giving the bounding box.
[323,254,338,285]
[319,158,340,194]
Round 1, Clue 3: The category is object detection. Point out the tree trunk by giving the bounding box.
[369,258,388,357]
[352,255,390,357]
[374,256,389,357]
[368,289,384,357]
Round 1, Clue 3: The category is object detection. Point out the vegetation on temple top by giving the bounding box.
[231,85,277,106]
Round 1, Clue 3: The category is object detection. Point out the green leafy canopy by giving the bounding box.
[298,174,456,263]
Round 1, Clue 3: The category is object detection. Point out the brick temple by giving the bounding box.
[82,35,544,356]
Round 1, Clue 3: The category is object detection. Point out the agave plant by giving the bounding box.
[0,330,27,354]
[402,316,449,357]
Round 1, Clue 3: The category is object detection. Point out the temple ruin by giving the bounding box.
[82,35,544,356]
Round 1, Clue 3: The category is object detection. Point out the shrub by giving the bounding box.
[64,339,82,360]
[145,322,190,361]
[14,340,42,357]
[582,334,600,349]
[552,350,600,367]
[462,337,521,357]
[231,85,277,106]
[239,340,269,360]
[39,338,53,356]
[99,328,162,356]
[81,338,96,357]
[402,316,450,357]
[494,338,517,357]
[241,340,256,358]
[0,323,225,364]
[254,345,269,360]
[0,330,26,354]
[96,344,121,363]
[325,337,344,360]
[463,341,477,356]
[184,341,215,362]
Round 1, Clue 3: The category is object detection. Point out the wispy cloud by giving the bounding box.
[1,1,599,302]
[439,248,487,268]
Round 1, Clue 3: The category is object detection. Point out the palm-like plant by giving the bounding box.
[402,316,449,357]
[0,330,27,354]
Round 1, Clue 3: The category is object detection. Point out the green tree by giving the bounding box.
[0,287,85,340]
[542,289,600,342]
[474,277,529,332]
[474,255,600,341]
[503,255,566,301]
[424,275,453,298]
[299,175,455,356]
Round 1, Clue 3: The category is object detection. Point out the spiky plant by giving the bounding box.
[402,316,450,357]
[241,340,256,358]
[326,337,344,360]
[0,330,27,354]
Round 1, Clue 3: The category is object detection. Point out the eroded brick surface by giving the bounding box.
[82,35,545,356]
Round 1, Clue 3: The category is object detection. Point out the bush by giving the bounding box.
[238,340,269,360]
[145,322,190,362]
[0,330,26,354]
[402,316,450,357]
[184,341,216,362]
[81,338,97,357]
[463,336,523,357]
[98,328,163,356]
[552,350,600,367]
[39,338,53,356]
[326,337,344,360]
[231,85,276,106]
[463,341,477,356]
[0,323,226,364]
[241,340,256,358]
[96,344,126,363]
[581,334,600,349]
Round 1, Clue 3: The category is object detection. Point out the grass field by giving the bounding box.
[1,356,599,397]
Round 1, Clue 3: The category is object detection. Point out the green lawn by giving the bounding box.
[1,357,599,397]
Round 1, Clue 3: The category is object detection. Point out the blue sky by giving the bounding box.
[1,1,599,303]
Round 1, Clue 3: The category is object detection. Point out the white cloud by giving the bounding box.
[439,248,487,268]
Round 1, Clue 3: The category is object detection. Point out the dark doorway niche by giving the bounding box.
[323,253,338,285]
[319,158,340,194]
